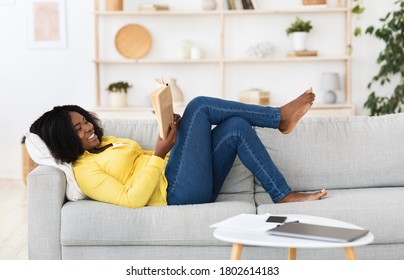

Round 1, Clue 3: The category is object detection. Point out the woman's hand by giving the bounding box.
[154,113,181,159]
[154,121,178,159]
[173,113,181,128]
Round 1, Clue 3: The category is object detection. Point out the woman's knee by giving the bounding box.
[222,116,252,132]
[212,117,254,145]
[186,96,217,111]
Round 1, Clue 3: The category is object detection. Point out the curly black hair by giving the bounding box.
[29,105,104,163]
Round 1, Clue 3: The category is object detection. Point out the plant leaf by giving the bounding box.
[354,27,362,36]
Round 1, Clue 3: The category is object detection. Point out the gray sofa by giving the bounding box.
[28,113,404,260]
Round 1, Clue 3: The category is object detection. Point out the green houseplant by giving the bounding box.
[107,81,132,93]
[286,17,313,35]
[363,0,404,116]
[286,17,313,51]
[107,81,132,108]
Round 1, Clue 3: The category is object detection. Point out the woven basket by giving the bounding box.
[302,0,326,5]
[21,142,37,185]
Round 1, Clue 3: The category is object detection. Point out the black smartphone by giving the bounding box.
[266,216,287,223]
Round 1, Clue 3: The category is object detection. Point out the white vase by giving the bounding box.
[169,78,184,109]
[324,90,337,104]
[291,32,308,51]
[178,40,191,59]
[327,0,340,7]
[190,47,202,60]
[202,0,217,10]
[109,91,127,108]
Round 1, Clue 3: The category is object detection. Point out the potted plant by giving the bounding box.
[286,17,313,51]
[107,81,132,108]
[363,0,404,116]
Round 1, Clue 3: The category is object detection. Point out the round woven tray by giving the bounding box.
[115,24,152,59]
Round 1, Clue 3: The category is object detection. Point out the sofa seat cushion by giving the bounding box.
[254,113,404,192]
[256,187,404,245]
[61,193,255,247]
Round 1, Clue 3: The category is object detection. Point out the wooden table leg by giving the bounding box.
[230,243,243,260]
[344,247,357,260]
[288,248,297,260]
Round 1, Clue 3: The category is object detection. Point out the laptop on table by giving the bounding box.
[267,222,369,243]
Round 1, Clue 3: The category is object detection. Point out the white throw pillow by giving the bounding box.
[24,132,87,201]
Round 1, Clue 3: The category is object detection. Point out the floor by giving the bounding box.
[0,179,28,260]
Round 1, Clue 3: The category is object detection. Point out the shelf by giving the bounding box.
[93,56,350,64]
[223,56,351,63]
[93,11,221,16]
[93,0,353,117]
[306,104,355,117]
[223,7,349,14]
[93,59,222,64]
[311,104,353,109]
[93,7,348,16]
[94,107,155,120]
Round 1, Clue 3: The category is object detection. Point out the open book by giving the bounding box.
[150,78,174,139]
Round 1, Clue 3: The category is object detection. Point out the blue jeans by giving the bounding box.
[165,96,291,205]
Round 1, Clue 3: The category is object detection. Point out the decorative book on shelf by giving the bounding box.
[227,0,255,10]
[139,4,169,11]
[150,78,174,139]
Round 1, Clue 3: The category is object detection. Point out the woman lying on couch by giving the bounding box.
[29,91,327,208]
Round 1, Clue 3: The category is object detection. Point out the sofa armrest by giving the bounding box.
[27,166,67,259]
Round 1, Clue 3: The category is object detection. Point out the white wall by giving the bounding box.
[0,0,398,179]
[0,0,94,179]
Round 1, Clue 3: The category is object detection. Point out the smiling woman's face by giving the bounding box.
[69,111,100,151]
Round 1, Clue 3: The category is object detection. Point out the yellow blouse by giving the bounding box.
[72,136,168,208]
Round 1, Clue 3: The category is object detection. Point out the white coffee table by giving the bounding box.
[213,214,374,260]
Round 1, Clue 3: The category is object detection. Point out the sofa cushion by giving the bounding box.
[24,132,87,201]
[102,118,159,150]
[61,194,256,246]
[220,156,253,194]
[254,113,404,192]
[256,187,404,245]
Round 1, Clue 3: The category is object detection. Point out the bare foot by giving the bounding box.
[277,189,327,203]
[278,87,315,134]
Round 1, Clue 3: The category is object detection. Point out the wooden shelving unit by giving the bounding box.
[93,0,353,117]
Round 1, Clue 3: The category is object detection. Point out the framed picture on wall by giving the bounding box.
[26,0,67,48]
